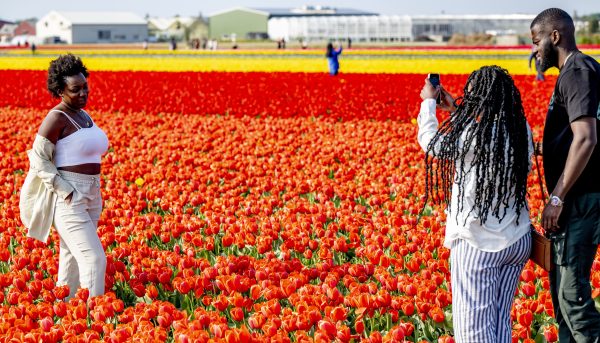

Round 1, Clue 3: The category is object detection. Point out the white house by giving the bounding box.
[36,11,148,44]
[0,23,17,44]
[148,16,208,42]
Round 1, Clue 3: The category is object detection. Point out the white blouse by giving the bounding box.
[417,98,532,252]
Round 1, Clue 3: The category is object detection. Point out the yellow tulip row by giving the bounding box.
[6,47,600,57]
[0,55,559,75]
[4,48,532,56]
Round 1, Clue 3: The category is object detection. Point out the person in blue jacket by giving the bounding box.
[326,42,343,76]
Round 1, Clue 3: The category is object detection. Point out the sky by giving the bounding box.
[2,0,598,21]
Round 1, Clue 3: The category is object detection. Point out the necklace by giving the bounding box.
[561,50,577,69]
[61,101,90,127]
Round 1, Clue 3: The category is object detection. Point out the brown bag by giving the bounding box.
[529,140,554,272]
[530,226,553,271]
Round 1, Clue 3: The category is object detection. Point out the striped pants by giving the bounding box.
[450,232,531,342]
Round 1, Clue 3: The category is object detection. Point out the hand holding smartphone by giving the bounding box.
[427,73,441,104]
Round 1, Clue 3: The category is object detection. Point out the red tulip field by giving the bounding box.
[0,49,599,342]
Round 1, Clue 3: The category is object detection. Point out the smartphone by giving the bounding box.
[428,73,440,87]
[428,73,441,104]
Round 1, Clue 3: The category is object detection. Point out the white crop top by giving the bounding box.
[53,110,109,167]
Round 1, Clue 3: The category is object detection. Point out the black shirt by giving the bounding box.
[543,51,600,198]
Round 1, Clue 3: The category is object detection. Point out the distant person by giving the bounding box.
[528,45,545,81]
[169,37,177,51]
[277,38,286,50]
[301,39,308,49]
[30,43,36,54]
[347,37,352,49]
[142,39,148,50]
[326,42,343,76]
[208,39,219,51]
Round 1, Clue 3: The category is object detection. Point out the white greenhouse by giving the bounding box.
[268,15,413,42]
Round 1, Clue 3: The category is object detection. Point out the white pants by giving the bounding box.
[450,232,531,343]
[53,170,106,299]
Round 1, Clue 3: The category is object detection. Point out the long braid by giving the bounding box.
[423,66,529,224]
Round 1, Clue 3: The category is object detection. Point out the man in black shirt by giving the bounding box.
[531,8,600,342]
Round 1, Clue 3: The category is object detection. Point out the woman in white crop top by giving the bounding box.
[20,54,108,300]
[416,66,532,342]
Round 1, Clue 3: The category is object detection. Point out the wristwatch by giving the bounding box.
[549,195,563,207]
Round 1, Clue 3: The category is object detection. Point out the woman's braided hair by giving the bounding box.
[423,65,529,224]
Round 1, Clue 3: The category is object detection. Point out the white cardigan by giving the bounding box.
[20,135,75,243]
[417,99,532,252]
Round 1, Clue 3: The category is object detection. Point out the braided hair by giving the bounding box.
[423,65,529,224]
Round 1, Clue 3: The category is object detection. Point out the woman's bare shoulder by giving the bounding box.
[38,108,68,143]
